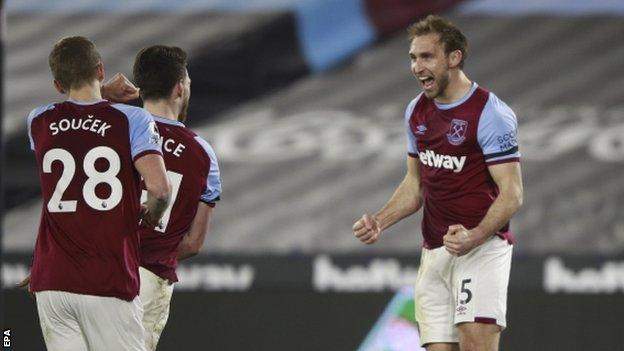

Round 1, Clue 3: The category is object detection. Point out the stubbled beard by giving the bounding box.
[427,72,450,99]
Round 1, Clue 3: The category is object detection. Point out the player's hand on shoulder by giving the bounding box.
[101,72,140,102]
[443,224,482,256]
[353,214,382,245]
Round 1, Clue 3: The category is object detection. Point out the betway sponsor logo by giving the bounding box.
[543,257,624,294]
[176,263,254,291]
[418,150,466,173]
[313,255,419,292]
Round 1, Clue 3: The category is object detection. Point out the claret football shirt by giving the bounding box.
[139,115,222,283]
[405,83,520,249]
[28,100,161,301]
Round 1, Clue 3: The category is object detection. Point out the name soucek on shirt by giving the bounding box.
[139,115,222,283]
[405,83,520,249]
[27,100,162,301]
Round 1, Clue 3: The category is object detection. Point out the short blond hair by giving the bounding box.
[48,36,102,91]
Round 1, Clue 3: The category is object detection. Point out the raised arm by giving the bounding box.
[101,73,140,102]
[353,156,423,245]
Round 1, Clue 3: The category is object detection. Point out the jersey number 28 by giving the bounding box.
[43,147,122,212]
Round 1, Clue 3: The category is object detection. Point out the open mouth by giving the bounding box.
[419,76,434,90]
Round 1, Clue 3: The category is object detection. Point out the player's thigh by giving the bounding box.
[414,247,457,346]
[452,236,512,329]
[139,267,174,318]
[75,294,146,351]
[457,322,501,351]
[35,291,89,351]
[139,267,159,308]
[139,267,174,350]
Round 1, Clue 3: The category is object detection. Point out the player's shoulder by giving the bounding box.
[404,93,423,121]
[27,103,57,123]
[484,92,515,118]
[476,90,518,141]
[110,104,156,133]
[110,103,152,121]
[193,135,218,161]
[151,116,192,140]
[153,116,189,131]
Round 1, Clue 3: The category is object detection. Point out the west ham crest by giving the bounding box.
[447,119,468,145]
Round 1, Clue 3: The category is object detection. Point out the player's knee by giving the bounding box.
[458,338,480,351]
[459,335,490,351]
[458,325,499,351]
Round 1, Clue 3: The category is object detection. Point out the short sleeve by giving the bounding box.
[477,94,521,165]
[112,104,162,161]
[194,136,222,205]
[27,104,55,151]
[405,95,421,157]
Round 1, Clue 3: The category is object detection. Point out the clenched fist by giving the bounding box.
[101,72,140,102]
[353,214,382,245]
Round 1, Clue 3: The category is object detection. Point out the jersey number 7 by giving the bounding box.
[140,171,183,233]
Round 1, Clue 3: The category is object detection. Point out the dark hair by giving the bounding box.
[48,36,102,91]
[407,15,468,68]
[133,45,188,101]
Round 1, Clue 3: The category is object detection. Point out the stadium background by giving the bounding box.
[2,0,624,350]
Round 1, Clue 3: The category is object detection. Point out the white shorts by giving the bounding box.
[414,236,512,346]
[139,267,174,351]
[35,290,145,351]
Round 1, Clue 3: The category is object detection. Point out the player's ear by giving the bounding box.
[448,50,462,69]
[95,62,105,82]
[174,80,184,99]
[53,80,66,95]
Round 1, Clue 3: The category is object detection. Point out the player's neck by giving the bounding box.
[144,100,179,121]
[435,71,472,104]
[68,82,103,102]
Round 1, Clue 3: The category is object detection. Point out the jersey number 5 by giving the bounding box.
[459,279,473,305]
[43,147,123,212]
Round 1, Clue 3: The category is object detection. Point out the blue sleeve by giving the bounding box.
[477,93,521,164]
[112,104,162,161]
[405,95,421,156]
[195,136,222,204]
[27,104,55,151]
